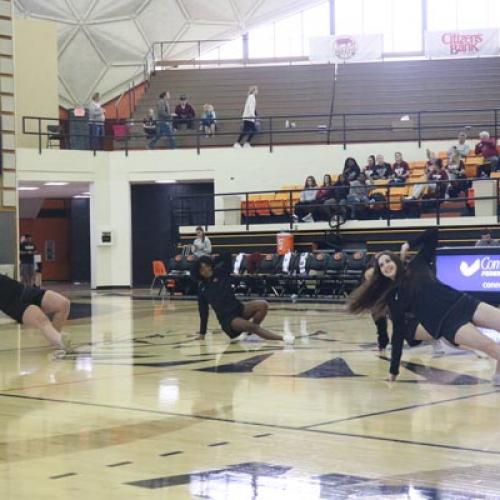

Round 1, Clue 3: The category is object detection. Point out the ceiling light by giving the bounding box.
[44,182,68,186]
[18,187,39,191]
[155,180,177,184]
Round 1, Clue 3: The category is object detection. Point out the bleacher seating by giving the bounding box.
[130,64,336,149]
[332,58,500,143]
[237,151,486,222]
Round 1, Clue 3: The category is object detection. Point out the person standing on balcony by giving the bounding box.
[88,92,105,150]
[149,91,176,149]
[234,85,258,148]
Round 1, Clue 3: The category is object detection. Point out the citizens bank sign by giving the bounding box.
[426,28,499,57]
[437,254,500,292]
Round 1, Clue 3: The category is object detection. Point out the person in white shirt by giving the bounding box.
[192,226,212,257]
[234,85,258,148]
[89,92,105,150]
[447,131,470,160]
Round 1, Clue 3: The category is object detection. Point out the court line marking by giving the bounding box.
[301,388,500,429]
[1,390,500,457]
[50,472,77,480]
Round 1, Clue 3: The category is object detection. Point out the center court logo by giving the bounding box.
[460,259,481,277]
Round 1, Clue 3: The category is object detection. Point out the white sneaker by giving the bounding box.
[233,143,242,148]
[435,338,469,356]
[243,143,252,148]
[302,213,314,223]
[283,334,295,345]
[230,332,248,343]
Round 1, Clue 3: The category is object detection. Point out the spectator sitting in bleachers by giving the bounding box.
[315,174,336,220]
[143,108,156,140]
[294,176,318,222]
[475,229,500,247]
[322,174,350,220]
[391,152,410,185]
[448,131,470,159]
[429,159,449,199]
[346,173,371,219]
[174,95,196,131]
[406,154,436,201]
[363,155,377,179]
[343,157,361,182]
[446,149,469,198]
[475,131,499,174]
[373,154,392,180]
[201,104,217,138]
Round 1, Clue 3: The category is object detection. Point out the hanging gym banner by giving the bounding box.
[309,34,383,63]
[425,29,499,58]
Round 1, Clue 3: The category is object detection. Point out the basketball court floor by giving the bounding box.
[1,289,500,499]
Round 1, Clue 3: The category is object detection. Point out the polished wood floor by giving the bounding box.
[1,289,500,499]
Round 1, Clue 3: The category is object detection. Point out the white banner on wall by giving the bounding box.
[425,28,499,57]
[309,34,383,63]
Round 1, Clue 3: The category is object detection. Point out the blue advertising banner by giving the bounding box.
[436,253,500,292]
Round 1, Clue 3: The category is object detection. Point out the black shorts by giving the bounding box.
[439,295,480,345]
[219,303,245,339]
[2,287,47,324]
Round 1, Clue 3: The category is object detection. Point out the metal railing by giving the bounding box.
[173,177,500,231]
[22,107,500,155]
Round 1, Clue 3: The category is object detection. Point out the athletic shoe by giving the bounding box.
[283,334,295,345]
[233,143,242,148]
[243,143,252,148]
[433,338,469,357]
[302,213,314,223]
[230,332,248,343]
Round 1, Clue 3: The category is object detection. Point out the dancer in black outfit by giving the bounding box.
[0,274,71,351]
[193,255,295,344]
[350,227,500,384]
[364,265,421,354]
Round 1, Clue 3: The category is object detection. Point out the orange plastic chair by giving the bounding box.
[254,199,271,216]
[151,260,169,292]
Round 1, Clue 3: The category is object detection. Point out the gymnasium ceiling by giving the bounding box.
[13,0,322,108]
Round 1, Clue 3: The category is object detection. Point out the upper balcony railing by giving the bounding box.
[22,107,500,156]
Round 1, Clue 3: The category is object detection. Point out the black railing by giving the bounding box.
[21,107,500,156]
[173,177,500,231]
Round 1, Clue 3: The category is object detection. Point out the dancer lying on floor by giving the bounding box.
[193,254,294,344]
[349,227,500,384]
[0,273,71,352]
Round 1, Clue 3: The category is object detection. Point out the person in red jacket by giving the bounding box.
[475,131,499,174]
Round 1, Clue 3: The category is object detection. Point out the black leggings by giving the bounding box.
[237,120,257,144]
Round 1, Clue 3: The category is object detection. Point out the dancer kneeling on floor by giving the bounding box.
[0,274,71,351]
[193,254,294,344]
[349,227,500,384]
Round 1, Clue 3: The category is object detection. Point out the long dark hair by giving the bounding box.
[344,157,360,171]
[367,155,376,168]
[348,251,404,316]
[322,174,332,187]
[191,255,213,282]
[304,176,317,188]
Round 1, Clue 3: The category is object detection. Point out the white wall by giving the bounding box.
[15,139,478,287]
